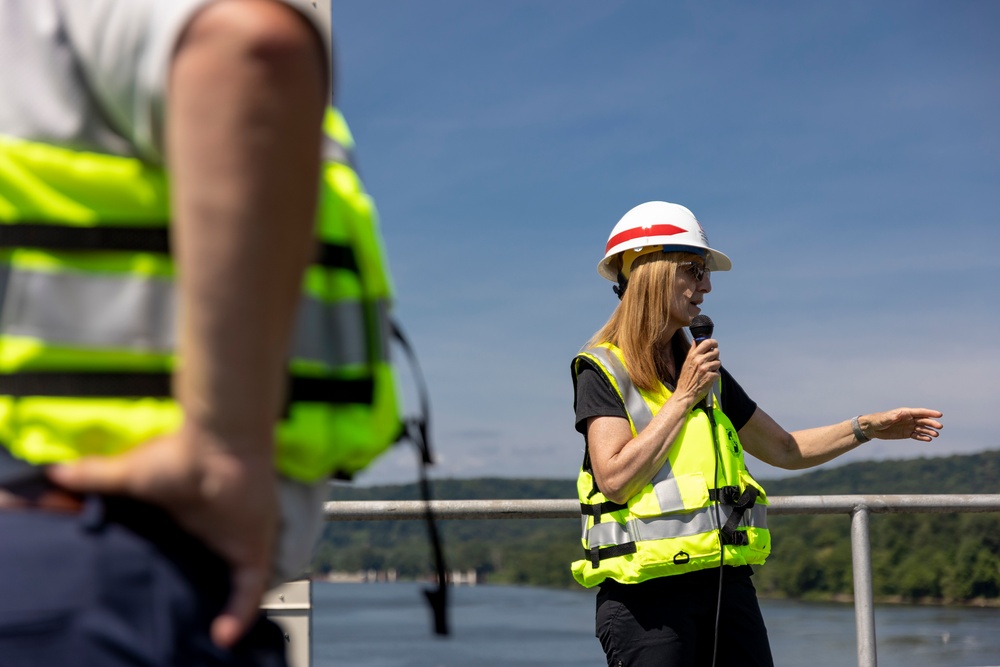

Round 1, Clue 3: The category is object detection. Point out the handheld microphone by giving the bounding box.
[689,314,714,343]
[689,315,716,409]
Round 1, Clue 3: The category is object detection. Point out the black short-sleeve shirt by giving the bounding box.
[573,361,757,436]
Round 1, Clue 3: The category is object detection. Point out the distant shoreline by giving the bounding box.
[311,573,1000,608]
[756,591,1000,609]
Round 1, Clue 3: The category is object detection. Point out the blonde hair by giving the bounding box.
[586,251,695,392]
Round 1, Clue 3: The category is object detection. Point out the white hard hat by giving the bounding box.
[597,201,732,282]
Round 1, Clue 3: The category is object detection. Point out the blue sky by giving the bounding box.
[329,1,1000,485]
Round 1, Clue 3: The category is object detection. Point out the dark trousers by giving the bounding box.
[596,565,774,667]
[0,452,288,667]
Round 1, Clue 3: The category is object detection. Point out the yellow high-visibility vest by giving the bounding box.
[571,343,770,588]
[0,108,400,482]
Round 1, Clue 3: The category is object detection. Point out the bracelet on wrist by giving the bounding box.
[851,415,870,443]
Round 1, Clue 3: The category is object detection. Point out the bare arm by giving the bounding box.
[588,339,720,504]
[739,406,944,470]
[50,0,327,648]
[171,0,325,438]
[166,1,327,645]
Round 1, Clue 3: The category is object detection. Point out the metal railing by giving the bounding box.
[324,494,1000,667]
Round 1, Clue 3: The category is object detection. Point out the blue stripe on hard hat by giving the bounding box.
[660,245,706,256]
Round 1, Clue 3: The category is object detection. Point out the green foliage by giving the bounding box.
[760,450,1000,496]
[311,453,1000,603]
[314,478,582,586]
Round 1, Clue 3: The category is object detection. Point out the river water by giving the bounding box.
[311,581,999,666]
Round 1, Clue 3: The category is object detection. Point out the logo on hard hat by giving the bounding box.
[605,224,685,254]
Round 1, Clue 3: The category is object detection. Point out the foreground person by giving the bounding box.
[0,1,395,664]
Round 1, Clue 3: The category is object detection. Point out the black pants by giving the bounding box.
[595,566,774,667]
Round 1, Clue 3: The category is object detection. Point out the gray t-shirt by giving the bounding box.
[0,0,334,584]
[0,0,331,161]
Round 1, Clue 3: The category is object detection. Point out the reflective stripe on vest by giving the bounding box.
[584,346,652,433]
[584,504,768,547]
[0,265,387,367]
[323,134,360,176]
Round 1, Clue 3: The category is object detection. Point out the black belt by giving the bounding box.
[0,482,84,513]
[0,448,84,513]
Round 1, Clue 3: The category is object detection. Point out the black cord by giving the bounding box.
[705,395,726,667]
[412,424,449,636]
[392,320,450,636]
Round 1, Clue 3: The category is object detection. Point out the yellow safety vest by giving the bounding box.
[0,108,400,483]
[571,343,770,588]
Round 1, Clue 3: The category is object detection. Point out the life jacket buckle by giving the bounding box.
[720,530,750,547]
[734,486,758,509]
[718,486,759,547]
[710,485,740,505]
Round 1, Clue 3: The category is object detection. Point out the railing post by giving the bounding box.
[850,505,876,667]
[262,579,312,667]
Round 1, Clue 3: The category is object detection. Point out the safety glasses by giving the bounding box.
[679,261,709,282]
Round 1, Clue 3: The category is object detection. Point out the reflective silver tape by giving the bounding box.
[584,519,631,548]
[650,467,684,513]
[0,266,177,352]
[742,503,768,529]
[374,299,391,362]
[583,504,768,548]
[0,264,10,323]
[0,267,387,367]
[292,298,369,367]
[584,346,653,433]
[323,135,361,179]
[632,504,769,541]
[631,506,720,542]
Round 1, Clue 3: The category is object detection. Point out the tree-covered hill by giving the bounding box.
[760,449,1000,496]
[753,451,1000,604]
[312,451,1000,604]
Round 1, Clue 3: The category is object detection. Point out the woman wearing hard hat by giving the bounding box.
[570,201,944,666]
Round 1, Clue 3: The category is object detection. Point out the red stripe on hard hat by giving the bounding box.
[605,224,686,254]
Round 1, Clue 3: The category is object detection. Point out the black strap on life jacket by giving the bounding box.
[581,485,761,564]
[390,319,449,637]
[0,222,359,272]
[709,485,740,505]
[585,542,638,568]
[0,222,171,253]
[713,485,759,547]
[0,371,375,405]
[580,500,629,521]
